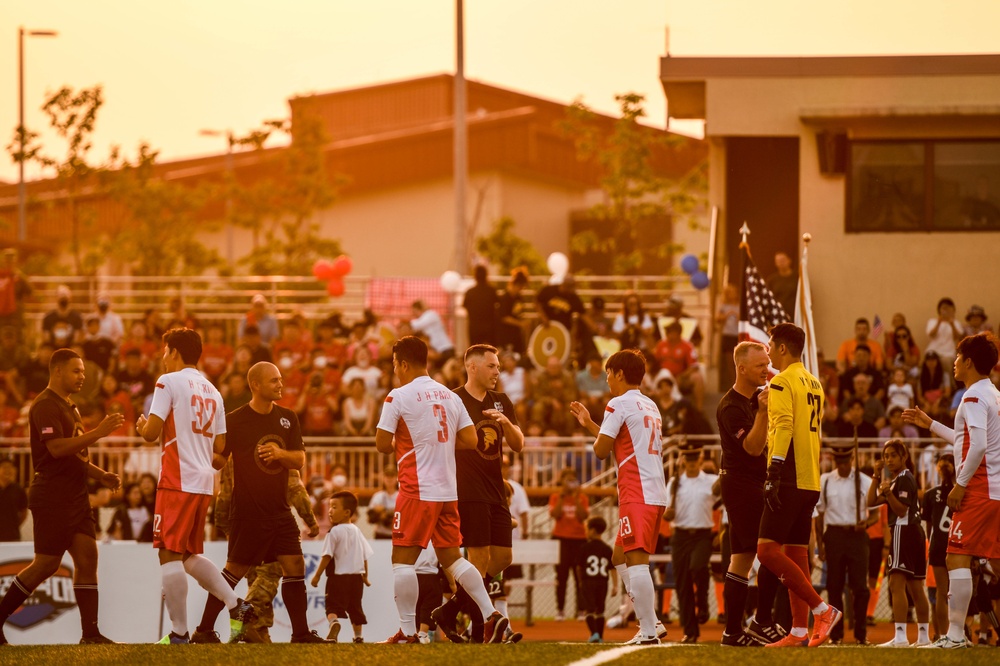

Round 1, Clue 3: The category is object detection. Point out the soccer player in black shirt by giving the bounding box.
[193,362,328,644]
[577,516,616,643]
[0,348,124,645]
[433,344,524,643]
[921,453,955,638]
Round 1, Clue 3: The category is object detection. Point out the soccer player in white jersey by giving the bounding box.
[136,328,254,644]
[903,332,1000,649]
[570,348,669,645]
[375,336,509,644]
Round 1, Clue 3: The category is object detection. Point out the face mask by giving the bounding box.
[279,356,293,370]
[58,298,69,308]
[331,474,348,487]
[314,356,328,369]
[312,487,325,499]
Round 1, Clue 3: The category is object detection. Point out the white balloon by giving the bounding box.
[547,252,569,277]
[440,270,462,293]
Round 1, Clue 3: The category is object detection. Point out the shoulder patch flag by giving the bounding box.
[41,427,54,435]
[155,383,165,389]
[385,396,393,403]
[964,396,979,403]
[605,406,615,413]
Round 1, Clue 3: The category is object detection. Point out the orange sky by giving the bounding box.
[2,0,998,183]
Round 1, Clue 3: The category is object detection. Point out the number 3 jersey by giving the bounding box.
[148,367,227,496]
[377,375,474,502]
[598,389,669,506]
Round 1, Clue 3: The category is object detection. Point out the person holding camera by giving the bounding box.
[367,466,398,540]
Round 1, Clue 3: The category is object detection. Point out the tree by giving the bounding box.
[559,93,707,275]
[474,216,548,276]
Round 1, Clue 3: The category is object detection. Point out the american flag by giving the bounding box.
[872,314,884,339]
[738,243,790,346]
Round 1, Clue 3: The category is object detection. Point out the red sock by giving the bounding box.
[756,542,823,613]
[785,545,815,628]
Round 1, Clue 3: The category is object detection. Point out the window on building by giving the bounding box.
[847,139,1000,232]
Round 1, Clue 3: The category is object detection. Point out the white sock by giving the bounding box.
[616,563,631,596]
[448,558,495,621]
[790,627,808,637]
[894,622,907,642]
[494,599,508,616]
[183,554,238,610]
[947,569,973,642]
[917,622,929,642]
[627,564,656,638]
[160,561,189,635]
[811,601,829,614]
[392,563,419,636]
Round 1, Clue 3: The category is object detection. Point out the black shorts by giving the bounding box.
[758,487,819,546]
[720,473,765,554]
[416,572,442,627]
[579,578,609,615]
[887,524,926,580]
[505,564,523,580]
[928,537,948,569]
[325,573,367,624]
[868,537,884,578]
[31,502,96,557]
[228,515,302,565]
[458,501,512,549]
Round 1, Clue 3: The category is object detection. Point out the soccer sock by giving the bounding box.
[183,554,238,610]
[917,622,929,642]
[198,569,239,633]
[947,569,973,642]
[783,545,812,630]
[724,572,749,636]
[0,576,33,622]
[448,559,495,622]
[494,598,508,617]
[161,560,189,636]
[392,563,419,636]
[615,563,631,596]
[757,542,823,611]
[628,564,656,638]
[281,576,310,637]
[754,565,778,625]
[894,622,907,643]
[596,613,606,638]
[585,613,596,634]
[74,584,100,637]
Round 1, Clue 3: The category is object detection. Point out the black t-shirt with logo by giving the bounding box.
[536,285,584,330]
[29,388,88,509]
[716,388,766,482]
[224,403,303,522]
[578,538,613,581]
[454,387,517,505]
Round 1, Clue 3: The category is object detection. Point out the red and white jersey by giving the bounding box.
[376,375,473,502]
[599,389,669,506]
[148,367,226,496]
[953,378,1000,501]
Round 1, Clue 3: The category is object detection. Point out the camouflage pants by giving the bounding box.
[246,562,282,630]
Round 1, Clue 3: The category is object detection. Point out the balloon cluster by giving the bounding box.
[680,253,709,290]
[546,252,569,284]
[312,255,353,297]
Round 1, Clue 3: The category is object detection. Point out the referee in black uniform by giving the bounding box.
[194,361,328,644]
[433,344,524,644]
[716,340,783,646]
[0,348,123,645]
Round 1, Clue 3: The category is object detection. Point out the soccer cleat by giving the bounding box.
[623,633,659,645]
[807,606,843,647]
[291,630,333,643]
[746,619,787,644]
[764,633,809,648]
[722,631,763,647]
[503,628,523,644]
[911,639,932,647]
[921,635,969,649]
[418,632,430,644]
[483,611,509,644]
[380,629,418,644]
[680,634,698,644]
[554,611,565,621]
[430,603,466,644]
[228,598,256,644]
[157,631,190,644]
[79,633,117,644]
[877,639,909,648]
[353,637,364,644]
[327,619,341,642]
[190,629,221,644]
[588,632,602,643]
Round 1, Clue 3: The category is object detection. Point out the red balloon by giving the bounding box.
[326,278,345,297]
[312,259,336,281]
[331,255,353,277]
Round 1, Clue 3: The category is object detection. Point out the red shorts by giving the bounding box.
[615,503,664,554]
[153,488,211,555]
[392,495,462,549]
[947,495,1000,559]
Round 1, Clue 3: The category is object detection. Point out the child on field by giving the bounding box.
[576,516,617,643]
[310,490,373,643]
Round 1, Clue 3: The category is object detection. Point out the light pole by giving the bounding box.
[199,129,235,264]
[17,26,58,244]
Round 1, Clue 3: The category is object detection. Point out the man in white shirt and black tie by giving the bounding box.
[815,444,875,645]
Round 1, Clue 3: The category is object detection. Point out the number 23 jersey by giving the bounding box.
[148,367,227,496]
[599,389,669,506]
[377,375,474,502]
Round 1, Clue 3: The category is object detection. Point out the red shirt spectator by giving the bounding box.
[654,337,698,377]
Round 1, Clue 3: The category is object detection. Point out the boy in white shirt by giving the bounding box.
[311,491,373,643]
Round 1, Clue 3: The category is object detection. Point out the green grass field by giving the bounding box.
[0,642,994,666]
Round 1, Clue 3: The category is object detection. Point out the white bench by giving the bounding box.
[507,540,560,626]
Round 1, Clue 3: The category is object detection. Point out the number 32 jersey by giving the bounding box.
[599,389,669,506]
[149,367,227,496]
[377,375,474,502]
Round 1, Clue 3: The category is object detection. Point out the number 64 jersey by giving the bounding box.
[377,375,474,502]
[599,389,669,506]
[148,367,226,496]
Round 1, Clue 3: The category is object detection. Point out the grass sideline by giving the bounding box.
[0,642,993,666]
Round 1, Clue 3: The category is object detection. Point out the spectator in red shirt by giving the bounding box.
[548,468,590,621]
[654,321,704,410]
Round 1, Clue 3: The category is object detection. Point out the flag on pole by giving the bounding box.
[738,242,789,347]
[794,238,818,377]
[871,314,884,340]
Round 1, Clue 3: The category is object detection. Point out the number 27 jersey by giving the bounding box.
[377,375,474,502]
[148,367,227,496]
[599,389,669,506]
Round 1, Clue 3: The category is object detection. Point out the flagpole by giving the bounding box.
[795,232,819,377]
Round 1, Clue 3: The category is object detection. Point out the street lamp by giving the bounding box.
[199,129,235,264]
[17,26,58,244]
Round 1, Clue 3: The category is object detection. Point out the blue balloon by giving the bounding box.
[690,270,710,290]
[680,254,699,275]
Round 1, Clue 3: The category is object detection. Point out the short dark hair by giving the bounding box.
[465,343,498,363]
[605,349,646,385]
[50,348,81,372]
[854,343,871,354]
[331,490,359,515]
[957,332,1000,375]
[855,318,869,327]
[586,516,607,534]
[510,267,529,286]
[937,297,955,312]
[844,397,864,411]
[474,264,488,283]
[163,328,203,365]
[392,335,428,368]
[665,320,683,334]
[769,322,805,358]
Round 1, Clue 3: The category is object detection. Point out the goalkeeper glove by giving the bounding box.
[764,460,783,512]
